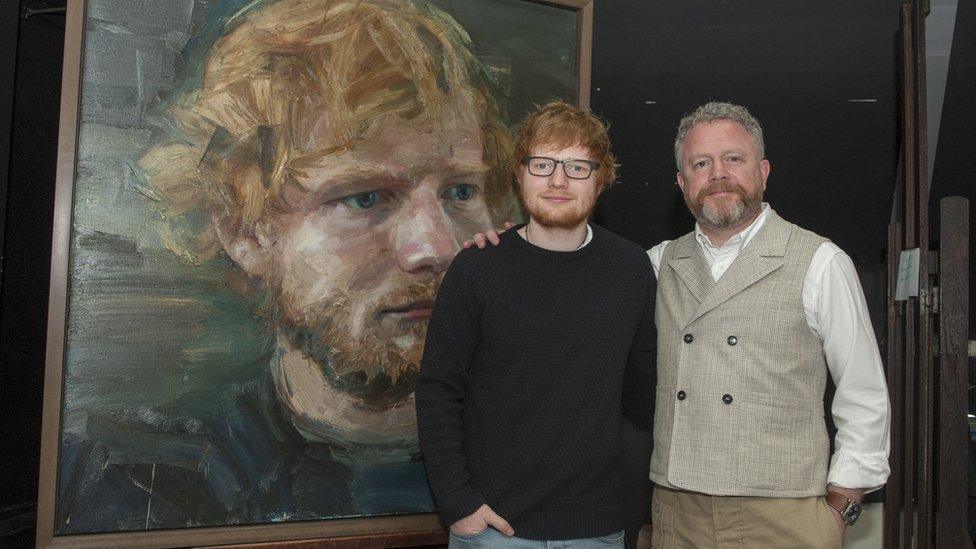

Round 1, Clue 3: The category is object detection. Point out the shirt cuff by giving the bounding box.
[827,448,890,493]
[436,484,485,527]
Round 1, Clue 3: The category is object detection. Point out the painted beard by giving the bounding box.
[277,279,438,407]
[522,188,598,229]
[686,181,763,231]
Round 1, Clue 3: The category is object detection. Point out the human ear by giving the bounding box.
[214,219,276,278]
[759,159,771,190]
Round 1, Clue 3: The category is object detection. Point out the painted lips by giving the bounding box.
[383,300,434,320]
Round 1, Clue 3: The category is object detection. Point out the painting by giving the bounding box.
[37,0,592,546]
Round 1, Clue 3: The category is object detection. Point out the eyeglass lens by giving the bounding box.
[525,157,594,179]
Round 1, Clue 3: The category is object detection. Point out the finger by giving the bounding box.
[484,509,514,536]
[487,230,501,246]
[474,233,487,249]
[503,220,516,229]
[462,240,473,249]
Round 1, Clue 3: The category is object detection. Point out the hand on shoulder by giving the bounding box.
[462,221,516,250]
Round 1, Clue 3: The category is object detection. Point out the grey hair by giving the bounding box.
[673,101,765,170]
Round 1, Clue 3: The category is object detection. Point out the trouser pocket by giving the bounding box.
[650,489,675,549]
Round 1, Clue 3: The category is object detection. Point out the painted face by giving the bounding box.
[677,119,770,232]
[256,115,492,399]
[519,143,600,229]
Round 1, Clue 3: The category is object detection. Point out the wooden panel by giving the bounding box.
[884,221,904,549]
[935,196,969,548]
[911,3,934,546]
[898,5,917,548]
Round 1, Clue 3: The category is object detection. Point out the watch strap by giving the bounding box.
[824,491,853,514]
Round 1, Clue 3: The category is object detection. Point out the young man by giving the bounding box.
[416,101,657,546]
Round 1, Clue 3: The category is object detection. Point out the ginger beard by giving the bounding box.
[523,194,596,229]
[520,176,599,229]
[276,277,439,406]
[685,180,763,231]
[249,113,494,410]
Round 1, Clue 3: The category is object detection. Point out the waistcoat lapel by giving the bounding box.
[666,236,713,305]
[685,211,791,326]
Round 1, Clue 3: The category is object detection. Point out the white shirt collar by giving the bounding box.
[522,223,592,250]
[578,224,593,249]
[694,203,771,252]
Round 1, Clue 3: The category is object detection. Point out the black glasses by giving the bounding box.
[522,156,600,180]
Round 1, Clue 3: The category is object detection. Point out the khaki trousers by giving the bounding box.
[650,485,843,549]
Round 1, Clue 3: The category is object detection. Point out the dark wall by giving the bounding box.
[591,0,902,265]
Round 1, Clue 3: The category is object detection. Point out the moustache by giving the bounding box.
[697,182,745,200]
[378,280,439,314]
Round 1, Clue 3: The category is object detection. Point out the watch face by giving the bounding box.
[842,502,862,525]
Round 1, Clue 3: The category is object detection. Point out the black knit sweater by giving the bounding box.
[416,223,657,540]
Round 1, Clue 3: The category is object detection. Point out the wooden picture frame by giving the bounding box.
[36,0,593,547]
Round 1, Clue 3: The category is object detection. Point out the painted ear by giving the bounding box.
[214,220,275,278]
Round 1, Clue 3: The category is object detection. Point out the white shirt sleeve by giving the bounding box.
[647,241,671,280]
[803,242,891,491]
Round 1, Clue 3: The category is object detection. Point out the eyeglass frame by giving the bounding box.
[521,156,601,180]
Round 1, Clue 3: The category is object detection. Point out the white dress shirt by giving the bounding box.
[647,204,891,491]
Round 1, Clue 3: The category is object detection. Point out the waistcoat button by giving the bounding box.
[677,390,686,400]
[683,334,694,344]
[722,394,733,404]
[727,335,737,346]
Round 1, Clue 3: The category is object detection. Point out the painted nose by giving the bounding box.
[396,191,458,275]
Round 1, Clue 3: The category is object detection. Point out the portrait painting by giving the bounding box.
[37,0,592,546]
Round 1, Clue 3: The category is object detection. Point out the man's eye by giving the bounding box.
[727,156,742,163]
[442,184,477,201]
[694,160,708,169]
[341,191,382,209]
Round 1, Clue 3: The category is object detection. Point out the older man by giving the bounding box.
[647,102,890,548]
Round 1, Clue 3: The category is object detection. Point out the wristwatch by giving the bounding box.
[825,491,862,526]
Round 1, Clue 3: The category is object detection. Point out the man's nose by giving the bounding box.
[395,191,458,275]
[709,162,729,180]
[548,165,569,188]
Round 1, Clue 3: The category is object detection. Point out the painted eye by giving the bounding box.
[443,184,477,201]
[341,191,381,209]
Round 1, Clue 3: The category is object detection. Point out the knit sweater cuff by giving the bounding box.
[437,484,485,527]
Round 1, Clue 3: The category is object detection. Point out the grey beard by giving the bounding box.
[697,199,747,230]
